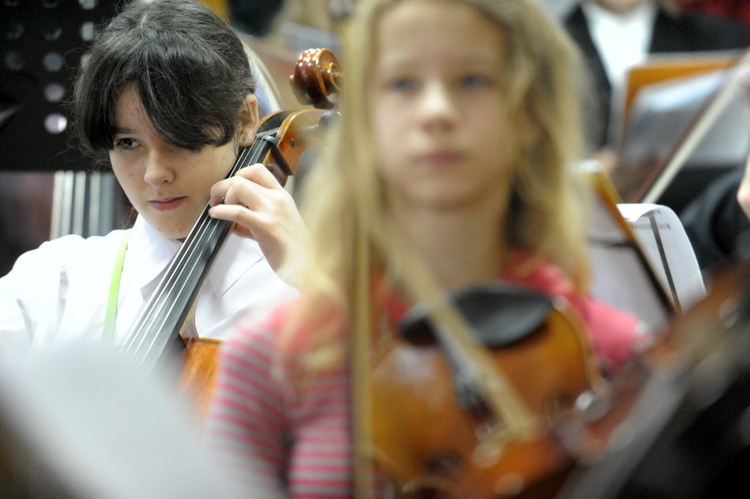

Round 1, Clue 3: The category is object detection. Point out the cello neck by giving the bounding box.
[121,114,290,373]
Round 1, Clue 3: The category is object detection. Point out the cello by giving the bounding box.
[121,48,342,419]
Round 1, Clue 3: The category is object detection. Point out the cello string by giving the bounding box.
[124,130,275,364]
[132,137,268,357]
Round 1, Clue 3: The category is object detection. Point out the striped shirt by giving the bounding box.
[204,257,644,497]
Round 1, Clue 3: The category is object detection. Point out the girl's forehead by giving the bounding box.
[373,2,504,65]
[113,86,151,127]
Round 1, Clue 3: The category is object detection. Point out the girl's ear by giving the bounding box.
[239,94,260,147]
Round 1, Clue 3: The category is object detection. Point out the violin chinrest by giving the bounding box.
[399,282,554,348]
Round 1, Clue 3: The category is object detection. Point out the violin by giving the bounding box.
[367,283,605,498]
[367,252,750,498]
[121,48,342,419]
[555,251,750,498]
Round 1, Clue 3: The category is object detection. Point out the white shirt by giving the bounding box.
[582,1,657,94]
[0,215,297,353]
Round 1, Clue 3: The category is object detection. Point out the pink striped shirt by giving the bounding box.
[204,259,644,497]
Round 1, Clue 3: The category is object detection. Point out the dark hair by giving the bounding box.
[230,0,286,37]
[72,0,255,161]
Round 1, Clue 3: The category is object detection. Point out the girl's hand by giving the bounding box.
[208,163,308,273]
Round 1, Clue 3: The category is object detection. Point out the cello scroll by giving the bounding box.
[290,48,343,110]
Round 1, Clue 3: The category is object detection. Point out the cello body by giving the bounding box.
[180,337,222,422]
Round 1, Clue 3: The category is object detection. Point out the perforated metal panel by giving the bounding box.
[0,0,121,171]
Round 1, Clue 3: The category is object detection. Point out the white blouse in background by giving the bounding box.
[0,215,297,352]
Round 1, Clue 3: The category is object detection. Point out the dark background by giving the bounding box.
[0,0,124,275]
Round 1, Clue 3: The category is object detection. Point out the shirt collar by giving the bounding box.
[582,1,657,89]
[126,215,265,298]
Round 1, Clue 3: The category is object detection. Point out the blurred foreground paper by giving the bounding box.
[0,342,259,498]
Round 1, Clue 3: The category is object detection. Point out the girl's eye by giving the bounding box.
[113,137,137,151]
[460,74,489,89]
[386,76,418,92]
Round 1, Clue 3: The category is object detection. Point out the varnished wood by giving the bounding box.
[370,304,602,498]
[180,338,221,423]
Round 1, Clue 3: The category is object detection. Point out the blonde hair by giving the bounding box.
[281,0,594,366]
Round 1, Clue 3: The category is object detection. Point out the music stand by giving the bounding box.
[608,50,750,211]
[1,0,123,172]
[0,1,129,275]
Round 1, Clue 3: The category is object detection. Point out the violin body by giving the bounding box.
[557,257,750,498]
[370,303,601,498]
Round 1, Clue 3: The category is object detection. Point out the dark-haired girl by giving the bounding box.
[0,0,302,351]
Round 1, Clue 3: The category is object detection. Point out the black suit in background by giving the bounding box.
[229,0,286,37]
[564,3,750,150]
[564,3,750,271]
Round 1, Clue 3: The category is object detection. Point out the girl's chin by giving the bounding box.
[151,223,192,241]
[167,230,191,241]
[142,211,195,241]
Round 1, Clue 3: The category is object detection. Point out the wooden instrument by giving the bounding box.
[557,253,750,498]
[121,48,342,419]
[373,232,749,498]
[367,283,606,498]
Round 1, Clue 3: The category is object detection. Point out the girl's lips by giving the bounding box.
[149,197,185,211]
[420,151,462,167]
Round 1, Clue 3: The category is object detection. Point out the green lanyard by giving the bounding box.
[103,233,129,344]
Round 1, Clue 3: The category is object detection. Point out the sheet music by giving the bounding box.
[609,51,750,202]
[618,203,706,309]
[587,194,674,335]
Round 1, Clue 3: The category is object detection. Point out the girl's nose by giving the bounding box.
[417,82,459,127]
[142,149,176,187]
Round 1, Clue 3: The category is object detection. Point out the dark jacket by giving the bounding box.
[564,4,750,149]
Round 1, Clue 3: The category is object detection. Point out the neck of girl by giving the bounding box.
[395,206,506,292]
